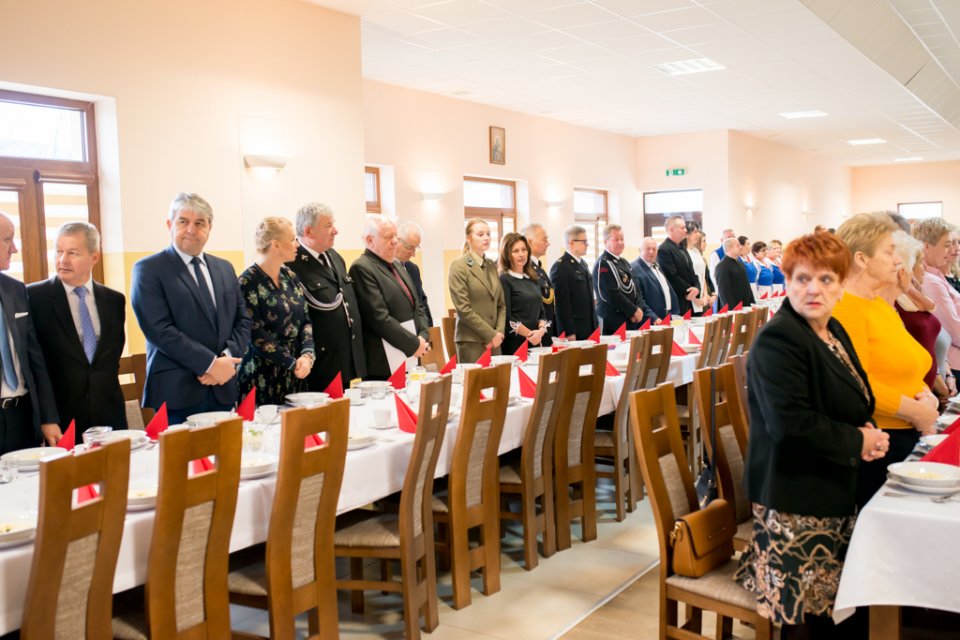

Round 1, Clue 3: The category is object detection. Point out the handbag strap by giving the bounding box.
[705,367,718,485]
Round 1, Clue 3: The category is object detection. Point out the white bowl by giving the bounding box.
[358,381,391,398]
[490,355,517,367]
[105,430,150,450]
[921,434,949,449]
[1,447,68,471]
[0,512,36,542]
[186,411,237,427]
[599,335,621,345]
[240,454,277,479]
[127,486,158,511]
[888,461,960,488]
[285,392,330,407]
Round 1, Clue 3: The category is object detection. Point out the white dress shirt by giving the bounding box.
[61,278,101,341]
[172,244,217,309]
[646,260,673,312]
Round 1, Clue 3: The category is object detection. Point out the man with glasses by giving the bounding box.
[550,225,598,340]
[396,220,432,326]
[657,215,701,316]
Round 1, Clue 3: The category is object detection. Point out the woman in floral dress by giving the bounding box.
[238,217,315,405]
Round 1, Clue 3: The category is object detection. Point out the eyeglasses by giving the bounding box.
[398,239,419,252]
[572,239,589,245]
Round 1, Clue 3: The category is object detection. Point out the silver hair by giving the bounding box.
[520,223,544,238]
[641,236,658,248]
[892,229,924,273]
[57,222,101,254]
[602,224,623,242]
[723,237,740,252]
[168,193,213,224]
[396,220,422,242]
[361,214,394,242]
[295,202,333,238]
[563,225,587,245]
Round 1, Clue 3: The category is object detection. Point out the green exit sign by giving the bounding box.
[666,168,686,177]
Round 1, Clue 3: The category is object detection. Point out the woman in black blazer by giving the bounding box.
[735,232,890,640]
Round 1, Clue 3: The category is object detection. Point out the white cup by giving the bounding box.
[344,388,361,403]
[373,407,392,428]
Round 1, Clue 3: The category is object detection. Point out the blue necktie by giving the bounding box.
[0,302,19,390]
[74,287,97,363]
[191,256,218,320]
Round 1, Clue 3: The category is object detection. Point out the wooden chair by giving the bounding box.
[594,335,645,522]
[728,353,749,407]
[695,316,731,369]
[639,327,674,389]
[499,349,574,569]
[21,439,130,639]
[553,344,607,551]
[753,305,770,336]
[420,326,447,371]
[112,418,242,639]
[119,353,154,429]
[433,363,510,609]
[441,316,457,361]
[335,376,451,638]
[692,364,752,551]
[628,383,773,640]
[227,401,349,640]
[728,311,756,358]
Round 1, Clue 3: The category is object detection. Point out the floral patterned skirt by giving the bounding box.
[734,503,856,624]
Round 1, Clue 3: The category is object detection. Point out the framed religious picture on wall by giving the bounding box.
[489,126,505,165]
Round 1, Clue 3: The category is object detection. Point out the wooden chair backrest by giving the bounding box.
[22,440,131,640]
[401,375,452,539]
[118,353,147,402]
[727,353,749,409]
[728,312,754,357]
[612,335,646,451]
[696,316,730,368]
[554,345,607,470]
[147,418,242,639]
[441,316,457,360]
[420,326,447,372]
[628,383,698,574]
[264,400,349,631]
[751,306,769,345]
[638,327,674,390]
[520,349,574,480]
[451,363,510,510]
[692,364,751,524]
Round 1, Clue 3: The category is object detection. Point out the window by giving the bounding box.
[643,189,703,241]
[365,166,381,213]
[898,201,941,220]
[0,89,101,283]
[464,177,516,262]
[573,188,608,265]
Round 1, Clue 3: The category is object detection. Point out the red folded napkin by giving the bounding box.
[558,332,567,340]
[58,419,76,451]
[920,429,960,466]
[394,391,418,433]
[518,367,537,398]
[687,328,701,345]
[703,307,713,317]
[552,345,561,353]
[77,483,99,505]
[733,302,743,311]
[760,292,769,300]
[769,308,775,320]
[671,341,688,356]
[659,316,672,326]
[514,340,529,362]
[943,415,960,435]
[324,372,343,399]
[304,433,325,449]
[238,387,256,421]
[614,323,627,340]
[476,347,492,367]
[719,304,729,314]
[388,361,406,389]
[780,290,787,297]
[440,354,457,375]
[605,360,621,377]
[191,457,215,475]
[639,318,651,330]
[145,402,169,441]
[682,310,692,320]
[587,327,601,343]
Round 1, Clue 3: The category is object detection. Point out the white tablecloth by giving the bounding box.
[0,352,697,633]
[833,483,960,623]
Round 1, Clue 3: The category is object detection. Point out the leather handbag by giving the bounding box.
[669,498,736,578]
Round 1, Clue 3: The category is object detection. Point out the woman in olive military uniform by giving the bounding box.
[448,219,506,362]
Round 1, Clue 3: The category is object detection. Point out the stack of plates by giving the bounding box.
[0,447,68,472]
[127,486,158,511]
[348,433,376,451]
[920,434,948,449]
[887,461,960,495]
[105,430,151,450]
[490,355,518,367]
[186,411,237,427]
[286,392,330,407]
[240,454,277,480]
[0,512,37,549]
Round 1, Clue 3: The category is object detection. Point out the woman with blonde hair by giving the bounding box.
[448,218,506,362]
[915,218,960,379]
[238,216,314,404]
[833,214,937,507]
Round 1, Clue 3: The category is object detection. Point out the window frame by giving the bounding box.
[365,166,381,214]
[897,201,942,220]
[573,187,608,264]
[463,176,517,259]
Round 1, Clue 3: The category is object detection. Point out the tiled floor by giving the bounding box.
[230,480,661,639]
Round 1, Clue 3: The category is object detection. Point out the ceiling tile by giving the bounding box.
[410,0,509,26]
[525,3,619,29]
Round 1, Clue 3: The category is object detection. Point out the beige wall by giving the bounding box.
[852,161,960,224]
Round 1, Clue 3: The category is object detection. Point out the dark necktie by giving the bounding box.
[191,256,217,320]
[0,302,18,390]
[390,264,415,306]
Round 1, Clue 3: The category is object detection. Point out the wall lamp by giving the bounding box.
[244,154,288,181]
[421,191,446,202]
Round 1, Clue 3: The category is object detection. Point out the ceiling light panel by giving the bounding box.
[779,110,828,119]
[847,138,887,145]
[653,57,726,75]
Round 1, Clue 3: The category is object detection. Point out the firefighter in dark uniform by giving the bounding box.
[593,224,656,334]
[522,223,556,346]
[549,225,597,340]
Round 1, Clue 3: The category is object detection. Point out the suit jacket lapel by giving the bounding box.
[470,258,496,297]
[51,278,87,362]
[372,255,416,310]
[165,247,216,330]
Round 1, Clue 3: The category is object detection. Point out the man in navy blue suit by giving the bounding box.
[131,193,252,425]
[396,221,433,327]
[631,237,679,322]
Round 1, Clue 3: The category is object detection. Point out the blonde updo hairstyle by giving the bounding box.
[255,216,294,254]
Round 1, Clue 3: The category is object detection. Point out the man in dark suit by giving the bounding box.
[28,222,126,437]
[631,237,679,322]
[0,215,60,453]
[715,237,756,309]
[657,215,700,316]
[521,223,556,346]
[593,224,655,333]
[131,193,252,425]
[288,203,365,391]
[350,217,430,379]
[550,225,597,340]
[396,221,433,327]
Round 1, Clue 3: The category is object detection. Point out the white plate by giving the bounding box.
[240,454,277,479]
[921,434,949,449]
[936,412,959,426]
[885,477,960,496]
[888,461,960,488]
[0,531,35,549]
[186,411,236,426]
[369,422,396,430]
[507,396,521,406]
[1,447,67,471]
[490,355,517,367]
[598,335,621,345]
[127,487,158,511]
[105,431,150,450]
[0,512,36,543]
[286,392,330,407]
[348,435,376,451]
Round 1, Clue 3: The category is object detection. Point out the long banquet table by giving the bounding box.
[0,350,699,634]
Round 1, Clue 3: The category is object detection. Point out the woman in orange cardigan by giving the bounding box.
[832,213,938,507]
